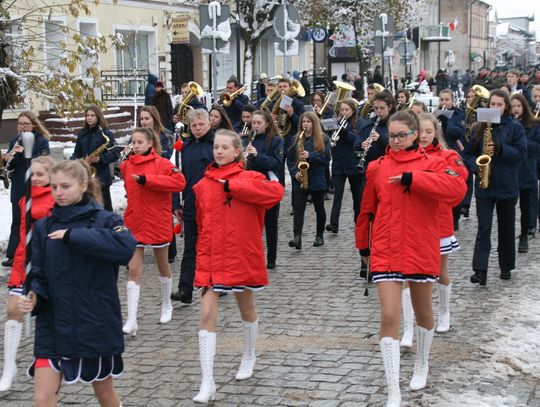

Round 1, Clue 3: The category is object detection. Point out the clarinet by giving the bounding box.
[243,130,257,159]
[356,116,381,173]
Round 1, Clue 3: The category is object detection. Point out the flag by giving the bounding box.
[449,17,458,32]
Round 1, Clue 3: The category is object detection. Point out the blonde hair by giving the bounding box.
[50,160,103,204]
[132,127,162,156]
[19,111,50,139]
[32,155,55,171]
[215,129,244,163]
[418,113,448,149]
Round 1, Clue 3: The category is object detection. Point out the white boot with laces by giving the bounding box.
[159,276,173,324]
[409,326,434,391]
[380,337,401,407]
[193,330,216,404]
[400,288,414,348]
[0,320,22,391]
[122,281,140,336]
[235,319,258,380]
[436,283,451,333]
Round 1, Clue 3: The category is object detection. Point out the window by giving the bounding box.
[115,30,151,73]
[45,20,66,72]
[79,21,98,79]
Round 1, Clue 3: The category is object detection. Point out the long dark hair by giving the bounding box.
[210,106,234,130]
[473,89,512,148]
[252,108,279,145]
[83,106,108,131]
[296,112,326,152]
[511,93,537,129]
[373,90,397,116]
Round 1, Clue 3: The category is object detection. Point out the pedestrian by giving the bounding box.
[449,70,460,92]
[287,112,331,249]
[373,66,383,86]
[2,111,50,267]
[0,156,55,391]
[120,127,186,335]
[463,89,527,285]
[144,73,159,106]
[139,106,173,159]
[256,73,267,101]
[71,106,119,212]
[435,69,448,95]
[506,69,532,105]
[356,110,466,407]
[192,129,284,403]
[245,109,284,268]
[209,105,234,131]
[17,159,137,407]
[300,70,311,103]
[151,81,175,133]
[410,101,428,115]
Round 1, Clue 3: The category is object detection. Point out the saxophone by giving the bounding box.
[296,131,310,190]
[84,128,110,177]
[475,122,493,189]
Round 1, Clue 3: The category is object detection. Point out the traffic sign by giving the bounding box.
[311,27,327,43]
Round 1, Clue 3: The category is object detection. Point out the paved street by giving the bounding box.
[1,184,539,406]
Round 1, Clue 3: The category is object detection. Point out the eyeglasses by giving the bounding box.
[388,130,415,141]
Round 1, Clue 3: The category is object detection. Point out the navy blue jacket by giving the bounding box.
[287,135,331,191]
[330,117,361,177]
[270,97,305,152]
[28,200,136,358]
[72,126,119,187]
[8,132,50,203]
[355,117,389,167]
[175,131,215,220]
[243,133,284,182]
[439,108,466,153]
[145,74,158,106]
[160,131,173,160]
[463,116,527,200]
[173,97,207,116]
[224,93,250,128]
[519,122,540,189]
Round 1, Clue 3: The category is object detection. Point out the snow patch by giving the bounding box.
[430,390,524,407]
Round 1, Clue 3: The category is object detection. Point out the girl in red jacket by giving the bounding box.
[0,156,55,391]
[355,110,466,407]
[120,127,185,335]
[192,129,284,403]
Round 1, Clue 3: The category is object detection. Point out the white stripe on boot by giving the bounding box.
[436,283,451,333]
[159,276,173,324]
[122,281,140,336]
[380,337,401,407]
[400,288,414,348]
[235,319,258,380]
[409,326,434,391]
[0,320,22,391]
[193,330,216,404]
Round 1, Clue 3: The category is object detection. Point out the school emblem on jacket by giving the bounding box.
[278,148,284,158]
[445,169,459,176]
[171,167,181,173]
[114,225,128,233]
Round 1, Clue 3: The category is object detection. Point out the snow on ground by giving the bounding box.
[430,391,524,407]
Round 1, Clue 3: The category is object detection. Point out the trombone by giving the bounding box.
[218,85,248,107]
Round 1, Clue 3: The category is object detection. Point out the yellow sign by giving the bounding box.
[171,15,190,44]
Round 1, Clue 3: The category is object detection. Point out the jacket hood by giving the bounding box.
[422,142,442,155]
[205,161,245,181]
[386,145,427,163]
[32,185,52,199]
[51,199,102,222]
[148,74,158,84]
[129,149,160,165]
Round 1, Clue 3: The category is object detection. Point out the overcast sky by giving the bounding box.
[487,0,540,38]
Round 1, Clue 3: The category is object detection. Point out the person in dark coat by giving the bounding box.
[506,69,532,105]
[256,73,267,101]
[71,106,119,212]
[373,66,383,86]
[300,70,311,104]
[152,81,175,133]
[435,69,449,96]
[2,111,50,268]
[171,109,215,304]
[223,77,250,129]
[18,160,136,407]
[463,90,527,285]
[144,73,159,106]
[472,67,497,91]
[437,89,466,153]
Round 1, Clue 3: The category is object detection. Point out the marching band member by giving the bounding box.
[222,77,250,129]
[506,69,532,104]
[356,110,466,407]
[171,109,215,305]
[436,89,466,153]
[3,112,50,268]
[210,105,234,132]
[18,160,136,407]
[511,93,540,252]
[270,77,306,151]
[395,89,410,110]
[71,106,119,211]
[256,81,277,108]
[287,112,331,249]
[173,82,207,124]
[463,89,527,285]
[120,127,186,334]
[235,104,256,135]
[326,98,361,233]
[246,109,284,268]
[192,129,284,403]
[0,156,54,391]
[311,91,334,119]
[140,106,173,159]
[410,101,428,115]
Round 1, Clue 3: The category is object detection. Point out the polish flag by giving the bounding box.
[449,17,458,32]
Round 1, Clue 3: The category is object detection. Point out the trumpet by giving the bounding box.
[356,116,381,173]
[218,85,248,107]
[330,116,348,147]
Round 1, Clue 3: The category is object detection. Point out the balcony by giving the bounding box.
[422,24,452,42]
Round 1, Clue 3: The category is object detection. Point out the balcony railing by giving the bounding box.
[101,70,149,102]
[422,25,452,42]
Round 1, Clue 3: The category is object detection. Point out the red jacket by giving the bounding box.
[193,161,284,287]
[9,185,54,288]
[355,147,467,276]
[423,143,469,238]
[120,150,186,244]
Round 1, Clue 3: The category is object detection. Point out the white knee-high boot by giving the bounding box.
[122,281,140,336]
[400,288,414,348]
[409,326,434,391]
[235,319,258,380]
[380,337,401,407]
[193,330,216,404]
[159,276,173,324]
[0,320,23,391]
[436,283,451,333]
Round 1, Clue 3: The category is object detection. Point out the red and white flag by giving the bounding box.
[449,17,458,32]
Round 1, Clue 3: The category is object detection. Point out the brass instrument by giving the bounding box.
[356,116,381,172]
[261,86,281,109]
[331,80,356,115]
[330,116,348,147]
[317,92,333,117]
[272,79,305,137]
[219,85,248,107]
[407,92,417,108]
[466,85,490,127]
[360,83,385,118]
[296,130,310,189]
[176,81,204,123]
[0,149,10,189]
[84,130,110,177]
[476,122,493,189]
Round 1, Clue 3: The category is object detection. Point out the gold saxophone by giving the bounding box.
[296,130,310,190]
[85,129,110,177]
[476,122,493,189]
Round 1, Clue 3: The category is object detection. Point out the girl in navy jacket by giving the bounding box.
[463,90,527,285]
[245,109,284,269]
[18,160,136,407]
[287,112,331,249]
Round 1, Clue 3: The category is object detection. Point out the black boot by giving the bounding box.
[325,224,338,233]
[527,227,535,238]
[470,270,487,286]
[288,235,302,250]
[461,206,470,218]
[500,270,512,280]
[1,258,13,267]
[360,262,367,278]
[518,235,529,253]
[313,235,324,247]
